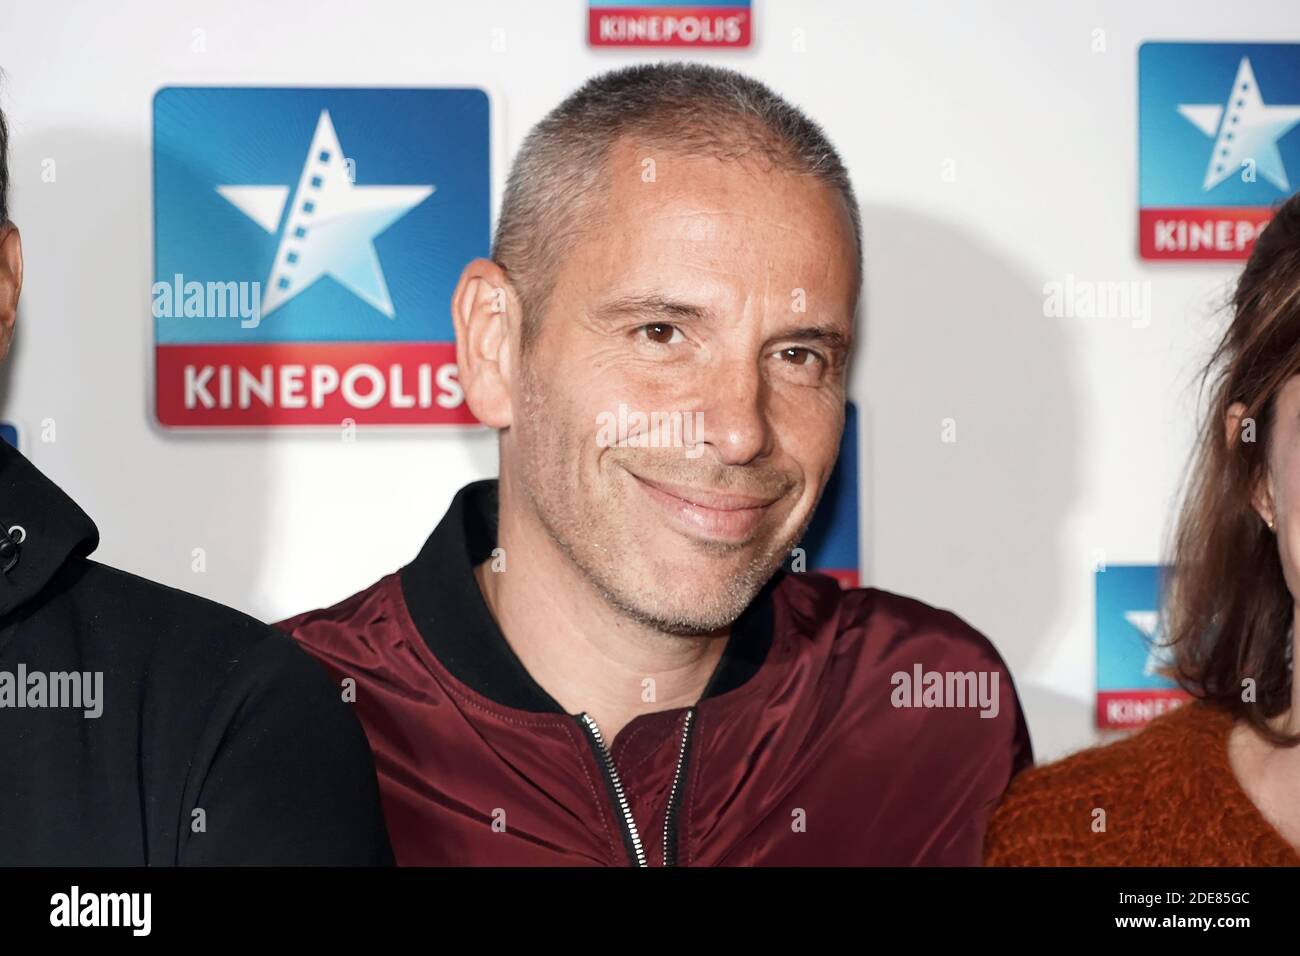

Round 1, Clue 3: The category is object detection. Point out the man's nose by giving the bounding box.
[695,357,773,466]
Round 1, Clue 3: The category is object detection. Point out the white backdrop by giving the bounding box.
[2,0,1295,762]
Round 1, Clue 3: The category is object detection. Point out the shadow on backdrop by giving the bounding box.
[859,203,1092,761]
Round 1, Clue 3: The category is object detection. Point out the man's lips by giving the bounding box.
[628,472,780,543]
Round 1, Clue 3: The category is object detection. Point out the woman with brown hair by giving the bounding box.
[986,193,1300,865]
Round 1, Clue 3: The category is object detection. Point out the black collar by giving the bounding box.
[0,441,99,620]
[399,480,775,714]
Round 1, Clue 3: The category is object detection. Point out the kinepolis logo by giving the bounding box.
[152,87,490,427]
[1095,564,1189,729]
[587,0,751,48]
[1139,42,1300,261]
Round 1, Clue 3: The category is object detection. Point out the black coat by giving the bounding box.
[0,441,393,865]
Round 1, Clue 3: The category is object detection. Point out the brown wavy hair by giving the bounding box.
[1167,192,1300,745]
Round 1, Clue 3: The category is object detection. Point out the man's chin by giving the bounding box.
[597,553,782,636]
[613,598,752,638]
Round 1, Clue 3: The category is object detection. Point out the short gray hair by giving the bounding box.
[492,62,863,348]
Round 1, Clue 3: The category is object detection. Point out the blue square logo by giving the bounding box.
[1139,42,1300,259]
[152,87,490,426]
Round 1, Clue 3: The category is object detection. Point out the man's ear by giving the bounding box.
[451,257,517,428]
[1227,401,1276,528]
[0,222,22,363]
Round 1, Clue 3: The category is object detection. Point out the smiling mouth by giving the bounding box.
[627,470,780,544]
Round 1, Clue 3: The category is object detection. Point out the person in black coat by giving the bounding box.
[0,104,393,865]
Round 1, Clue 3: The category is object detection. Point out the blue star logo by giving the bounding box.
[1177,56,1300,192]
[217,109,434,318]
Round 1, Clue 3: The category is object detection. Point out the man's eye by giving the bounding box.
[638,323,682,345]
[779,347,820,367]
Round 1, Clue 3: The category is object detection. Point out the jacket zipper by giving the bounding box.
[578,708,696,867]
[662,708,695,867]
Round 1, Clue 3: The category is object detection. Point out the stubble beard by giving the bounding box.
[512,360,806,637]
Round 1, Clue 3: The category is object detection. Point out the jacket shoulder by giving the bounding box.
[782,574,1013,671]
[776,573,1033,768]
[66,558,364,709]
[276,574,398,649]
[29,555,367,753]
[859,585,1007,660]
[58,557,277,656]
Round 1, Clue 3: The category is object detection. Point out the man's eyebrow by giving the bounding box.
[593,294,711,323]
[780,325,853,352]
[593,296,853,350]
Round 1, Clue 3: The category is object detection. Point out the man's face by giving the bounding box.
[507,140,858,635]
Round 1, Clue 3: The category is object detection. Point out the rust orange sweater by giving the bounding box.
[984,700,1300,865]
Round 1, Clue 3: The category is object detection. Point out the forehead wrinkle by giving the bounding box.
[636,226,841,288]
[641,207,825,244]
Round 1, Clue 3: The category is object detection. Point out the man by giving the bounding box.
[0,104,392,864]
[282,63,1032,865]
